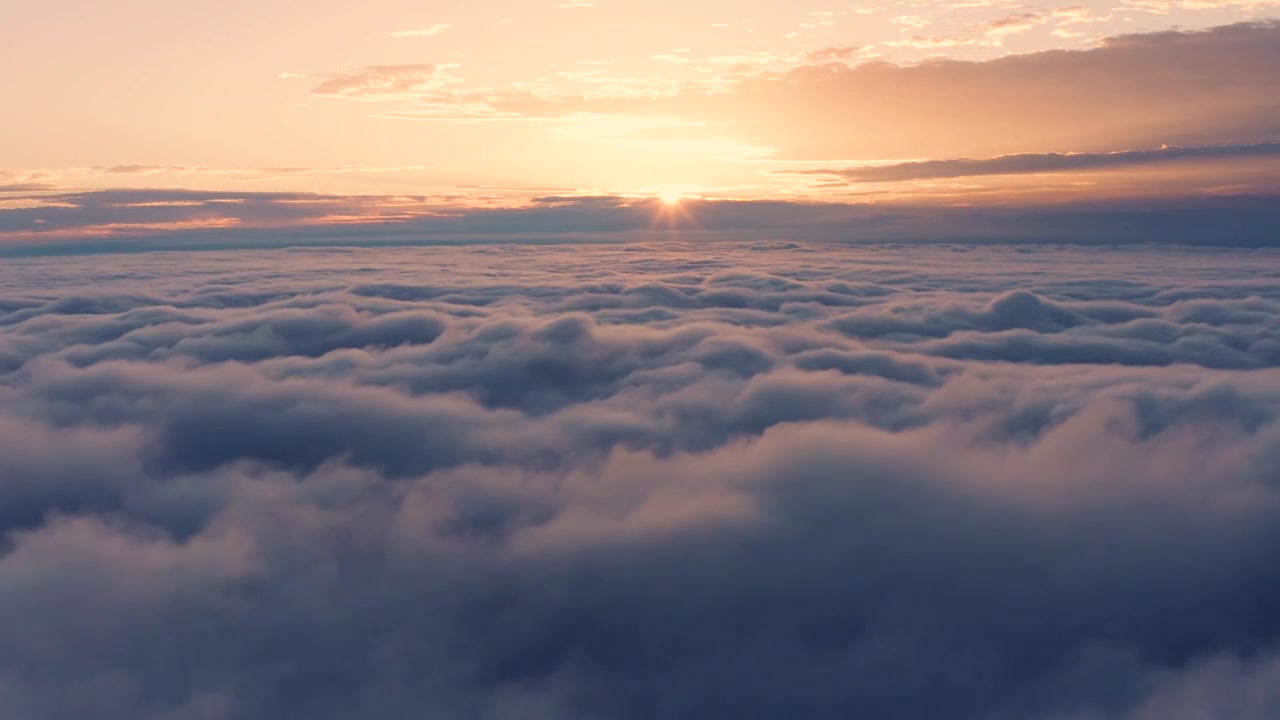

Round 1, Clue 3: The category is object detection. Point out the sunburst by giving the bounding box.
[649,188,700,232]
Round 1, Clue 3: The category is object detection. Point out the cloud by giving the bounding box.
[1128,0,1280,10]
[972,11,1049,41]
[373,21,1280,161]
[795,142,1280,182]
[1052,5,1106,23]
[802,45,863,62]
[732,21,1280,159]
[311,64,459,101]
[102,164,192,176]
[3,241,1280,718]
[2,188,1279,251]
[0,183,59,194]
[389,24,451,38]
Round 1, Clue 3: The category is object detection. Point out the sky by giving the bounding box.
[6,4,1280,717]
[1,0,1278,245]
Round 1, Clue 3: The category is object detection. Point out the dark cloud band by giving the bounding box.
[2,242,1280,718]
[795,142,1280,182]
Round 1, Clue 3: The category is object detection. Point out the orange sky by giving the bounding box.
[1,2,1278,240]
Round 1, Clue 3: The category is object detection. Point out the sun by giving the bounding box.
[648,188,700,232]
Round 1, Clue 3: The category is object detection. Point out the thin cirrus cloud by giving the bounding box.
[310,64,458,101]
[0,183,59,194]
[793,142,1280,182]
[884,11,1053,48]
[389,23,451,38]
[802,44,863,62]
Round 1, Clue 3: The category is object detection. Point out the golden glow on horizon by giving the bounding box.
[650,188,701,232]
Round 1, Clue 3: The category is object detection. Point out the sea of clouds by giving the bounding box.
[3,241,1280,719]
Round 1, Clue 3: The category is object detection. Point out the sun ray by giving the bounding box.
[648,188,701,232]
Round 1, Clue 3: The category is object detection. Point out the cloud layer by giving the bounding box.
[3,242,1280,718]
[4,190,1280,250]
[798,142,1280,182]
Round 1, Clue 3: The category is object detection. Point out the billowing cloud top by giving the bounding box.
[4,241,1280,718]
